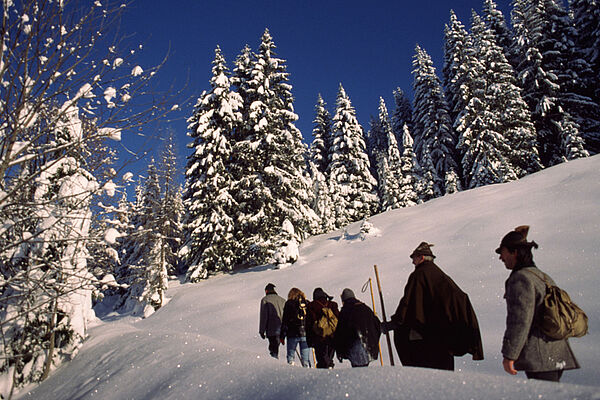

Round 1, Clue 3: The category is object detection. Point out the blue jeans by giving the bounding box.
[286,336,310,367]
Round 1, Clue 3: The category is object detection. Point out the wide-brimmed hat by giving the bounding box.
[410,242,435,259]
[495,225,535,254]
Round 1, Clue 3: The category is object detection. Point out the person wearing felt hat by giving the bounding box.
[497,226,579,382]
[383,241,483,371]
[259,283,286,359]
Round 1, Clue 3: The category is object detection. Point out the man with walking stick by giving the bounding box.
[382,242,484,370]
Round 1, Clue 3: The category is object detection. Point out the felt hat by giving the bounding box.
[410,242,435,259]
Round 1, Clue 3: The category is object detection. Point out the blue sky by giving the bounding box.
[118,0,512,176]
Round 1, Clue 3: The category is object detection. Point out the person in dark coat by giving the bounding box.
[334,288,381,367]
[306,288,340,369]
[259,283,286,359]
[280,288,311,367]
[384,242,483,371]
[497,226,579,382]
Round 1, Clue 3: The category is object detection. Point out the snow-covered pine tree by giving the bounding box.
[391,88,414,149]
[455,12,519,189]
[229,29,317,267]
[398,125,421,206]
[119,160,169,316]
[308,160,335,233]
[570,0,600,109]
[510,0,590,165]
[482,0,513,60]
[443,11,473,134]
[375,98,403,211]
[182,46,242,280]
[412,45,460,196]
[309,94,333,176]
[328,84,379,228]
[471,11,543,178]
[157,133,183,277]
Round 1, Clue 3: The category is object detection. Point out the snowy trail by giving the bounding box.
[17,155,600,399]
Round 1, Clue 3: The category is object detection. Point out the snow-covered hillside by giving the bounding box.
[17,155,600,399]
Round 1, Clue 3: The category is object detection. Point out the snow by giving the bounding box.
[131,65,144,76]
[15,155,600,400]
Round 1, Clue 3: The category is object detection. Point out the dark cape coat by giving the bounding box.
[334,298,381,361]
[390,260,484,362]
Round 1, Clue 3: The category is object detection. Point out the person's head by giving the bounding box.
[288,287,306,301]
[409,242,435,266]
[340,288,355,304]
[313,287,332,301]
[496,225,538,269]
[264,283,276,294]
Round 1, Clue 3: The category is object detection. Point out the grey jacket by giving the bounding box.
[502,266,580,372]
[259,292,286,337]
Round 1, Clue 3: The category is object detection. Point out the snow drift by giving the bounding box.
[17,155,600,399]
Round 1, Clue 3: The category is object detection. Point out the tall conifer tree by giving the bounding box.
[412,45,459,196]
[328,84,378,227]
[183,46,242,280]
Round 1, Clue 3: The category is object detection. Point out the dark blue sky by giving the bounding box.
[118,0,512,175]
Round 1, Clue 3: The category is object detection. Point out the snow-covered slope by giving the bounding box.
[17,156,600,399]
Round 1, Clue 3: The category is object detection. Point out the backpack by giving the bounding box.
[313,306,338,338]
[526,269,588,340]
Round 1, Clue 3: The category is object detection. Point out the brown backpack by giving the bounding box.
[526,269,588,340]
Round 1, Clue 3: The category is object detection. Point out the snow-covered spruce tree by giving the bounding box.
[443,11,473,136]
[510,0,590,165]
[309,94,333,176]
[183,46,242,280]
[118,160,169,317]
[570,0,600,109]
[156,133,183,277]
[472,11,543,178]
[454,12,519,189]
[398,125,421,205]
[391,88,414,150]
[412,45,460,196]
[229,29,317,267]
[482,0,514,60]
[328,84,379,228]
[374,98,403,211]
[0,1,173,395]
[308,160,335,234]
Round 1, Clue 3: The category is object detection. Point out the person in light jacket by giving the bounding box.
[259,283,286,359]
[497,225,579,382]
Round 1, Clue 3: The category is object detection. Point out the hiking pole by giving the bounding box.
[362,278,384,366]
[374,265,395,366]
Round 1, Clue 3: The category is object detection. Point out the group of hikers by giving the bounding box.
[259,226,581,382]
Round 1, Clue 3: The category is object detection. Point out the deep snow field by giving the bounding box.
[17,155,600,399]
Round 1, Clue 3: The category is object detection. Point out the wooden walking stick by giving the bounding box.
[374,265,395,366]
[362,278,384,366]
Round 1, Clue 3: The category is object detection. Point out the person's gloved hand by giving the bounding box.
[381,321,390,334]
[260,332,266,339]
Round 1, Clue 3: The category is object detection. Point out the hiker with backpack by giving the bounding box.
[259,283,286,359]
[334,288,381,367]
[306,288,339,369]
[382,242,483,371]
[497,226,581,382]
[280,288,311,367]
